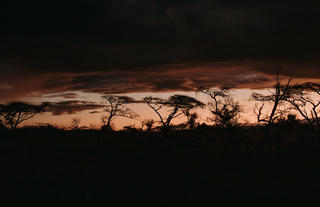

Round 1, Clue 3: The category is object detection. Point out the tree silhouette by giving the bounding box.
[286,82,320,128]
[101,95,138,131]
[199,87,240,127]
[251,74,292,126]
[141,119,154,132]
[0,102,47,130]
[70,117,81,130]
[143,95,204,131]
[250,74,293,153]
[185,112,199,130]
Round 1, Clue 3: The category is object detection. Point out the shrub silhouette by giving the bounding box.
[70,117,81,130]
[141,119,155,132]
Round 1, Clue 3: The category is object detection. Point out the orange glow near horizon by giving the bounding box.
[20,89,268,130]
[18,76,320,130]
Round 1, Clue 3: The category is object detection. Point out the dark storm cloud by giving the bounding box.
[1,0,320,101]
[45,101,104,115]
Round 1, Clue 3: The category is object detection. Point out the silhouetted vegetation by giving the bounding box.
[2,75,320,206]
[69,117,81,130]
[199,87,241,127]
[251,74,292,126]
[286,82,320,129]
[0,102,46,129]
[101,95,138,131]
[141,119,155,132]
[143,95,204,131]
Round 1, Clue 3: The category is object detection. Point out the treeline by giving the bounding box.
[1,74,320,132]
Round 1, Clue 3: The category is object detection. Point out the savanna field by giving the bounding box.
[1,124,320,207]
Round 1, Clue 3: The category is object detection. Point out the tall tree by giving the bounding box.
[101,95,138,130]
[251,74,292,126]
[250,74,293,153]
[0,102,47,129]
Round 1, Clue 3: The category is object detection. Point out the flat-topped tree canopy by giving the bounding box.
[143,95,204,130]
[0,102,47,129]
[101,95,138,131]
[167,95,205,109]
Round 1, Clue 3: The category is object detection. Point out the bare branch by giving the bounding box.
[0,102,47,129]
[250,74,293,126]
[199,87,241,127]
[143,95,204,131]
[101,95,138,130]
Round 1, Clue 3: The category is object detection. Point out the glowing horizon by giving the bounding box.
[18,87,312,130]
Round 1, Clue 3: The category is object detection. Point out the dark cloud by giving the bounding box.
[44,93,79,99]
[89,111,101,114]
[1,61,320,102]
[1,0,320,101]
[45,101,104,115]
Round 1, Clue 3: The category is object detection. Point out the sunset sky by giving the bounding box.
[1,0,320,128]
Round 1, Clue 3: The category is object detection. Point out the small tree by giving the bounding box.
[199,87,241,127]
[101,95,138,131]
[142,119,154,132]
[143,95,204,131]
[0,102,47,130]
[70,117,81,130]
[185,112,199,130]
[251,74,292,126]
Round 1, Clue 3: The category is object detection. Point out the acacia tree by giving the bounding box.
[171,95,205,130]
[199,87,241,127]
[285,82,320,128]
[101,95,138,130]
[251,74,292,126]
[143,95,204,131]
[0,102,47,129]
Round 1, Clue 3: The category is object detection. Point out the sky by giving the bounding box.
[1,0,320,128]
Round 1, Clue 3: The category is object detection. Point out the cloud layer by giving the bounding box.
[1,0,320,101]
[45,101,104,115]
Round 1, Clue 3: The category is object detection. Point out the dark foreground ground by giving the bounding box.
[1,125,320,206]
